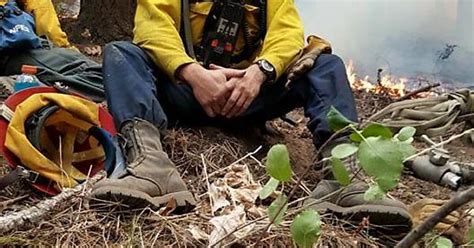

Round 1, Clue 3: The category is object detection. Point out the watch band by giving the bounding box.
[256,59,276,83]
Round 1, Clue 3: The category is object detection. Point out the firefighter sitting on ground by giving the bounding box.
[90,0,416,237]
[0,0,104,102]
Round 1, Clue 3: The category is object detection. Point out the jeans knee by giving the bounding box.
[105,41,137,60]
[308,54,346,76]
[318,54,345,67]
[104,41,150,68]
[104,41,133,54]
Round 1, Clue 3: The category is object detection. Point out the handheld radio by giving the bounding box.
[199,0,245,67]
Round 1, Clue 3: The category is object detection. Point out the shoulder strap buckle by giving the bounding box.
[17,166,40,183]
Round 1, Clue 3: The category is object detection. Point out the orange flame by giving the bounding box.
[346,60,406,98]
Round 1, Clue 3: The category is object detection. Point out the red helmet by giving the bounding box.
[0,87,116,195]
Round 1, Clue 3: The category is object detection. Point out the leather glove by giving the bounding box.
[286,35,332,86]
[408,198,470,245]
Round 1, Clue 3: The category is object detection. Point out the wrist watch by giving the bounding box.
[256,59,276,83]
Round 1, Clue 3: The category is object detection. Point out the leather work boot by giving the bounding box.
[305,180,412,237]
[91,118,196,211]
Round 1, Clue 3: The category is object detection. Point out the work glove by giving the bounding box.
[408,198,470,245]
[285,35,332,86]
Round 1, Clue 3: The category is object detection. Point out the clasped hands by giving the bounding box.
[179,63,267,118]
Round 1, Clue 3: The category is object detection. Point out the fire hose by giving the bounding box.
[371,89,474,145]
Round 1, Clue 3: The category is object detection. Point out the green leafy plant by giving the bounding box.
[258,106,416,247]
[327,107,416,200]
[259,144,323,246]
[291,210,321,248]
[327,107,357,131]
[331,157,350,186]
[265,144,292,182]
[268,194,288,226]
[261,145,291,226]
[364,184,385,201]
[259,177,279,200]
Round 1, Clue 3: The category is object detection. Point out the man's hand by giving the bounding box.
[179,63,244,117]
[212,64,267,118]
[209,64,246,81]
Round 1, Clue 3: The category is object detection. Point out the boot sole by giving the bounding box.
[313,201,412,234]
[91,186,197,212]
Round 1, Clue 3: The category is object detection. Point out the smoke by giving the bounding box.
[296,0,474,87]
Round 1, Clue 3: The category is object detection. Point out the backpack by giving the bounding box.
[0,0,42,53]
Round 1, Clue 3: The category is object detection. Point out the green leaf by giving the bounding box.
[364,184,385,201]
[357,136,407,191]
[268,194,288,226]
[259,177,279,200]
[350,132,363,142]
[400,137,415,144]
[331,143,358,159]
[265,144,292,182]
[350,124,392,142]
[291,210,321,248]
[363,123,393,139]
[331,157,351,186]
[435,237,453,248]
[327,106,356,132]
[395,139,416,160]
[396,126,417,142]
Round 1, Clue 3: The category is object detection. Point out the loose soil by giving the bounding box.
[1,86,472,247]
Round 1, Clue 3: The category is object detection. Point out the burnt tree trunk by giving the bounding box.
[62,0,136,44]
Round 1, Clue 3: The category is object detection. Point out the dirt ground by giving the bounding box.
[0,84,472,247]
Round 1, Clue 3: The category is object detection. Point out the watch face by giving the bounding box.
[261,60,274,72]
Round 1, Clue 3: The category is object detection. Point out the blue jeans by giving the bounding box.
[103,41,358,148]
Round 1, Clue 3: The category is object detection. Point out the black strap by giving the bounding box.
[88,126,117,177]
[181,0,196,59]
[0,166,39,190]
[25,105,60,150]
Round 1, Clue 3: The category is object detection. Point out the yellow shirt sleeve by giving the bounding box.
[133,0,196,80]
[256,0,305,79]
[24,0,72,48]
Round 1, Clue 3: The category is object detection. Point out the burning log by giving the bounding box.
[346,61,444,101]
[397,83,441,101]
[346,60,406,99]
